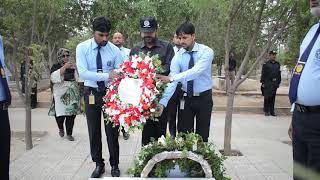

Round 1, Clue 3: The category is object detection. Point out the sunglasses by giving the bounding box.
[62,54,70,58]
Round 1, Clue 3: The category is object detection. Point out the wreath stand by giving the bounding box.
[140,151,215,179]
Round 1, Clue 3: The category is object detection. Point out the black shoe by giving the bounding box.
[265,112,270,116]
[123,132,130,140]
[91,165,105,178]
[270,113,277,116]
[66,135,75,141]
[59,129,64,137]
[111,166,120,177]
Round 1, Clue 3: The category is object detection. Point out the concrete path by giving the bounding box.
[9,108,293,180]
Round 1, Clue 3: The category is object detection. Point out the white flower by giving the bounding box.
[136,56,143,62]
[131,61,138,68]
[110,94,117,102]
[175,137,183,144]
[150,108,155,113]
[119,114,126,126]
[145,56,152,62]
[142,68,147,73]
[139,116,146,123]
[192,144,197,151]
[158,135,166,146]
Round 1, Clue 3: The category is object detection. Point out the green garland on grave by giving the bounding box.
[128,133,230,179]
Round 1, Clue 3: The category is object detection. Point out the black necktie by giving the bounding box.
[96,46,105,92]
[0,60,11,105]
[187,51,194,97]
[288,23,320,104]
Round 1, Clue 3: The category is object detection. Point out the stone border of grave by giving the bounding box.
[140,151,213,178]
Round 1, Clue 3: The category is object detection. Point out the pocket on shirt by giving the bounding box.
[314,48,320,66]
[106,60,115,69]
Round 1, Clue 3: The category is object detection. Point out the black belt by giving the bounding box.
[183,89,212,97]
[84,86,107,93]
[295,103,320,113]
[0,102,9,110]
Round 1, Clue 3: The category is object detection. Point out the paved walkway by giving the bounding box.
[8,108,293,180]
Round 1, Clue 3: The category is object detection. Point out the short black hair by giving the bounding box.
[92,16,112,32]
[176,22,195,36]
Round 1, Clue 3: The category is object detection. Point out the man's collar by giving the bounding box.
[182,42,199,53]
[140,39,161,48]
[91,38,109,50]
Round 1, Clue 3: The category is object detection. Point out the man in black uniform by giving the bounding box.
[130,16,175,145]
[260,50,281,116]
[226,51,236,91]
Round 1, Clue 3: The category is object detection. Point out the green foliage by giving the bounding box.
[64,32,92,56]
[128,133,230,179]
[91,0,197,47]
[0,0,91,73]
[282,0,319,69]
[27,44,46,86]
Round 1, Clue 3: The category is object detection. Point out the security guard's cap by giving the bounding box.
[140,16,158,33]
[269,50,277,55]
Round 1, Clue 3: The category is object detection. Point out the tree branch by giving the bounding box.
[234,2,296,87]
[235,0,266,82]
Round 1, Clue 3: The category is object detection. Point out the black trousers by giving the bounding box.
[166,85,182,138]
[55,115,76,135]
[142,107,168,146]
[84,87,119,167]
[0,109,10,180]
[264,94,276,113]
[292,110,320,180]
[31,86,37,108]
[177,91,213,142]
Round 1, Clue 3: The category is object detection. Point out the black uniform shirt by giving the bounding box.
[260,59,281,85]
[130,39,174,75]
[229,58,236,71]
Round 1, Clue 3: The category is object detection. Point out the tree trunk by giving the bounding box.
[24,51,33,150]
[11,33,25,102]
[24,0,37,150]
[223,86,236,155]
[48,41,55,70]
[25,98,33,150]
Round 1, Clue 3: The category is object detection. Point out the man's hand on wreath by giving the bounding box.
[155,104,164,117]
[109,70,119,80]
[156,74,171,83]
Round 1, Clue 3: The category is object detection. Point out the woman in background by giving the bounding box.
[48,48,80,141]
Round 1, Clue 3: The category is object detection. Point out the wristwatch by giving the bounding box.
[169,76,174,83]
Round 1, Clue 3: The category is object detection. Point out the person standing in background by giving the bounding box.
[48,48,80,141]
[112,32,131,140]
[260,50,281,116]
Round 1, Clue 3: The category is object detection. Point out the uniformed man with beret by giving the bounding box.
[260,50,281,116]
[130,16,175,146]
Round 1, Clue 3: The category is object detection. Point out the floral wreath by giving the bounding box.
[103,53,166,131]
[128,133,230,179]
